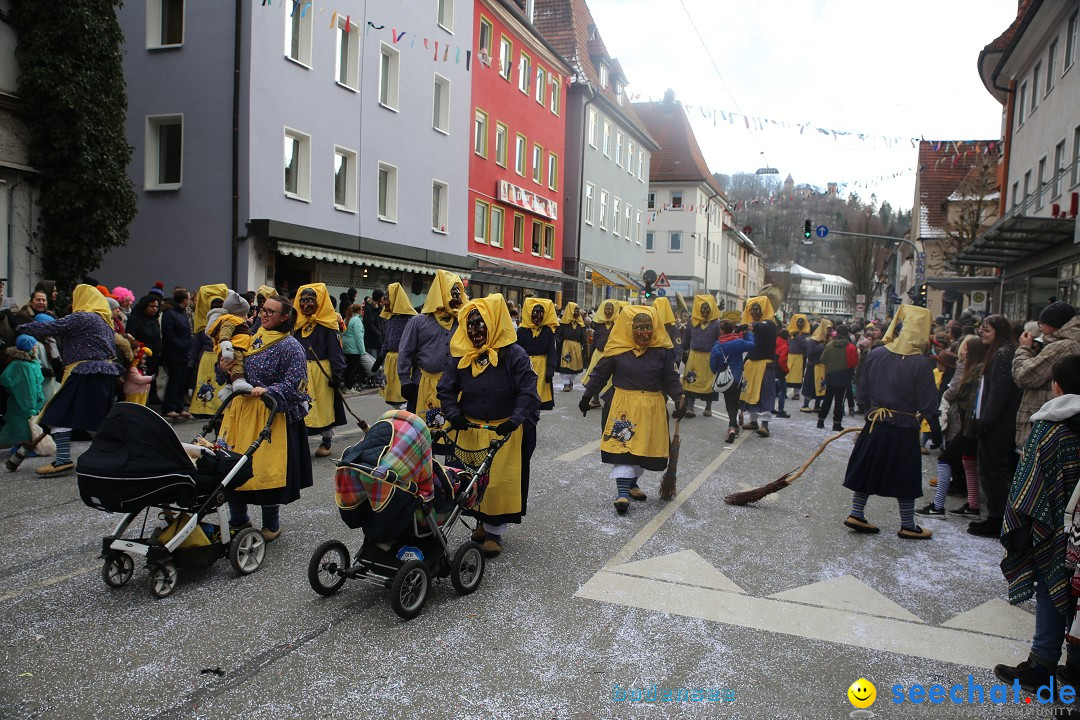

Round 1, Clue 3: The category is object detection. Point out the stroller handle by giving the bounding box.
[197,389,279,440]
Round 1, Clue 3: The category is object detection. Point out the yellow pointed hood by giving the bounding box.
[652,297,676,326]
[421,270,467,329]
[73,284,113,326]
[810,318,833,343]
[193,284,228,334]
[603,305,673,358]
[787,314,809,335]
[691,294,720,328]
[596,299,620,328]
[381,282,418,319]
[560,302,582,327]
[294,283,338,337]
[882,304,932,356]
[520,297,558,337]
[741,295,776,325]
[256,284,276,300]
[450,294,518,376]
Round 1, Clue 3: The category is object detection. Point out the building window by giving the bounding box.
[1031,62,1041,113]
[616,82,623,104]
[1017,82,1027,126]
[635,210,642,244]
[602,121,611,157]
[1023,169,1032,207]
[599,63,608,88]
[474,109,489,157]
[543,224,554,259]
[438,0,454,32]
[333,146,357,212]
[671,191,683,208]
[335,15,359,89]
[146,114,183,189]
[646,231,654,252]
[532,143,542,184]
[515,133,526,175]
[431,180,448,233]
[378,162,398,221]
[283,127,310,200]
[519,52,532,95]
[647,192,655,209]
[584,183,595,225]
[474,199,489,243]
[1012,181,1019,210]
[495,122,507,167]
[535,67,546,104]
[479,17,493,63]
[612,197,621,235]
[433,74,451,133]
[627,141,635,174]
[670,232,681,252]
[286,0,312,66]
[490,206,504,248]
[1037,156,1047,209]
[1048,38,1058,94]
[588,108,597,148]
[379,44,400,110]
[624,204,632,239]
[551,81,560,115]
[616,132,623,167]
[637,150,644,181]
[531,220,542,255]
[547,152,557,191]
[1068,10,1079,70]
[599,191,608,230]
[147,0,184,48]
[499,36,513,80]
[513,213,524,252]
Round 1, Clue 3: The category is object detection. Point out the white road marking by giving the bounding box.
[767,574,923,622]
[608,550,745,593]
[555,439,601,462]
[942,598,1037,642]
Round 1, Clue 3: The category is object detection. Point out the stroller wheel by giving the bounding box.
[389,560,430,620]
[147,560,179,599]
[229,527,266,575]
[308,540,350,596]
[101,552,135,588]
[450,541,485,595]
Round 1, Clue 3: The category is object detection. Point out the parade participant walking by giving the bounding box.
[580,305,686,513]
[377,282,417,408]
[438,294,540,558]
[841,304,941,539]
[516,297,559,411]
[219,294,312,542]
[17,285,121,476]
[712,320,754,443]
[0,335,45,450]
[652,296,686,366]
[682,295,722,418]
[189,285,228,417]
[160,288,192,419]
[293,283,346,458]
[786,315,809,402]
[800,319,831,413]
[399,270,466,422]
[816,324,858,431]
[1012,302,1080,455]
[556,302,587,392]
[581,299,619,394]
[739,296,778,437]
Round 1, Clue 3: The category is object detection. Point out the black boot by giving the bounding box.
[968,516,1003,537]
[994,656,1054,694]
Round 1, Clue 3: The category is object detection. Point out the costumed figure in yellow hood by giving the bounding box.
[293,283,347,457]
[682,295,722,418]
[399,270,467,425]
[15,284,122,476]
[556,302,587,392]
[378,282,417,408]
[579,305,686,514]
[189,284,228,417]
[516,297,559,410]
[738,295,779,437]
[652,296,687,367]
[840,304,940,540]
[438,294,540,558]
[580,299,622,406]
[799,318,832,413]
[786,314,810,400]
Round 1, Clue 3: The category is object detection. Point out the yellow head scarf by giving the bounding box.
[596,299,620,328]
[787,314,809,335]
[560,302,582,327]
[810,318,833,343]
[603,305,674,358]
[72,284,113,326]
[520,297,558,337]
[421,270,467,329]
[294,283,338,337]
[381,282,418,320]
[256,284,276,300]
[652,297,676,326]
[741,295,776,326]
[691,294,721,328]
[193,284,228,334]
[450,294,518,376]
[882,304,932,356]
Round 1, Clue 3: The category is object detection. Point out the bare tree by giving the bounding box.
[929,159,1000,277]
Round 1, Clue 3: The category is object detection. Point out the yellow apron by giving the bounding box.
[560,339,584,373]
[454,415,524,517]
[380,351,405,403]
[218,395,288,492]
[304,358,337,429]
[682,349,715,394]
[920,368,944,432]
[530,355,552,405]
[189,350,224,416]
[602,389,670,460]
[740,358,769,406]
[814,364,826,398]
[417,369,443,420]
[786,353,804,385]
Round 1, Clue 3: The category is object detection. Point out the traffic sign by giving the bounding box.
[654,272,671,288]
[656,288,667,297]
[816,225,828,239]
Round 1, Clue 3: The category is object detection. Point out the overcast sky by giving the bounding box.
[586,0,1019,211]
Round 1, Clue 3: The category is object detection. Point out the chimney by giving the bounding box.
[663,88,675,105]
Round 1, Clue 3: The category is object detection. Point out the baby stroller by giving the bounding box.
[76,392,277,598]
[307,410,507,619]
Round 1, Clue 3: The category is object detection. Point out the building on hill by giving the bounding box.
[769,261,853,320]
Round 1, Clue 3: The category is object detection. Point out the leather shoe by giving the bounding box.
[968,517,1003,537]
[315,444,331,457]
[260,527,282,542]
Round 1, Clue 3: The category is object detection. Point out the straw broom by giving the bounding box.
[658,418,681,500]
[724,427,860,505]
[5,431,53,472]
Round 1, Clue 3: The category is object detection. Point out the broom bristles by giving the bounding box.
[724,472,794,506]
[658,471,677,500]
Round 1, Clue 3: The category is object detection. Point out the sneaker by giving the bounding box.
[799,407,814,413]
[681,410,696,419]
[229,521,252,537]
[260,527,282,542]
[920,445,930,455]
[968,517,1003,537]
[628,486,647,501]
[702,409,713,417]
[949,503,981,517]
[36,460,74,476]
[562,384,572,392]
[915,503,944,517]
[775,411,791,418]
[742,420,759,430]
[756,422,770,438]
[832,422,843,432]
[725,428,737,444]
[481,535,503,557]
[929,476,938,487]
[843,515,879,534]
[315,444,331,458]
[164,411,180,419]
[816,419,825,429]
[613,497,630,514]
[994,658,1053,694]
[589,398,601,409]
[897,525,933,539]
[179,411,193,420]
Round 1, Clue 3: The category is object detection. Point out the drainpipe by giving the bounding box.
[4,178,15,288]
[231,0,242,289]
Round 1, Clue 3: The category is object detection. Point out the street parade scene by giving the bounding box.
[2,0,1080,718]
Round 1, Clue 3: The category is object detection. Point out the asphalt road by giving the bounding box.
[0,389,1058,719]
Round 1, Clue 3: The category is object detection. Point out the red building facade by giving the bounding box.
[468,0,572,300]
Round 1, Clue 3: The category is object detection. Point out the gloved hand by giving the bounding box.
[545,371,555,383]
[930,430,943,448]
[448,414,469,431]
[401,384,418,402]
[495,420,517,436]
[672,396,688,420]
[579,395,594,417]
[220,340,234,362]
[328,376,343,390]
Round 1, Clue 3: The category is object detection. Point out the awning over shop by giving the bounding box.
[953,215,1076,268]
[925,276,1001,292]
[277,241,446,277]
[468,253,576,293]
[588,266,640,291]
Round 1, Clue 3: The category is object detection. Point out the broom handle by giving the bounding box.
[781,426,860,486]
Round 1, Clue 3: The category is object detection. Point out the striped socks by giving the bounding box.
[963,456,980,510]
[53,431,72,465]
[932,461,952,510]
[850,492,869,519]
[899,499,916,529]
[615,478,632,500]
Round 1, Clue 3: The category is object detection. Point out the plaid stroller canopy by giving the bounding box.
[335,410,435,511]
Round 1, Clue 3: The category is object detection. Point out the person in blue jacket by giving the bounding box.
[711,319,755,444]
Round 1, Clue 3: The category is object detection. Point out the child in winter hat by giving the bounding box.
[206,290,253,400]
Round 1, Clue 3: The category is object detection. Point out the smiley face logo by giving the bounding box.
[847,678,876,708]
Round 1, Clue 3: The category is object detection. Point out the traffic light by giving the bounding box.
[804,219,812,239]
[643,280,654,300]
[915,283,928,308]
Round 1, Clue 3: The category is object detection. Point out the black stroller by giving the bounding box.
[76,392,277,598]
